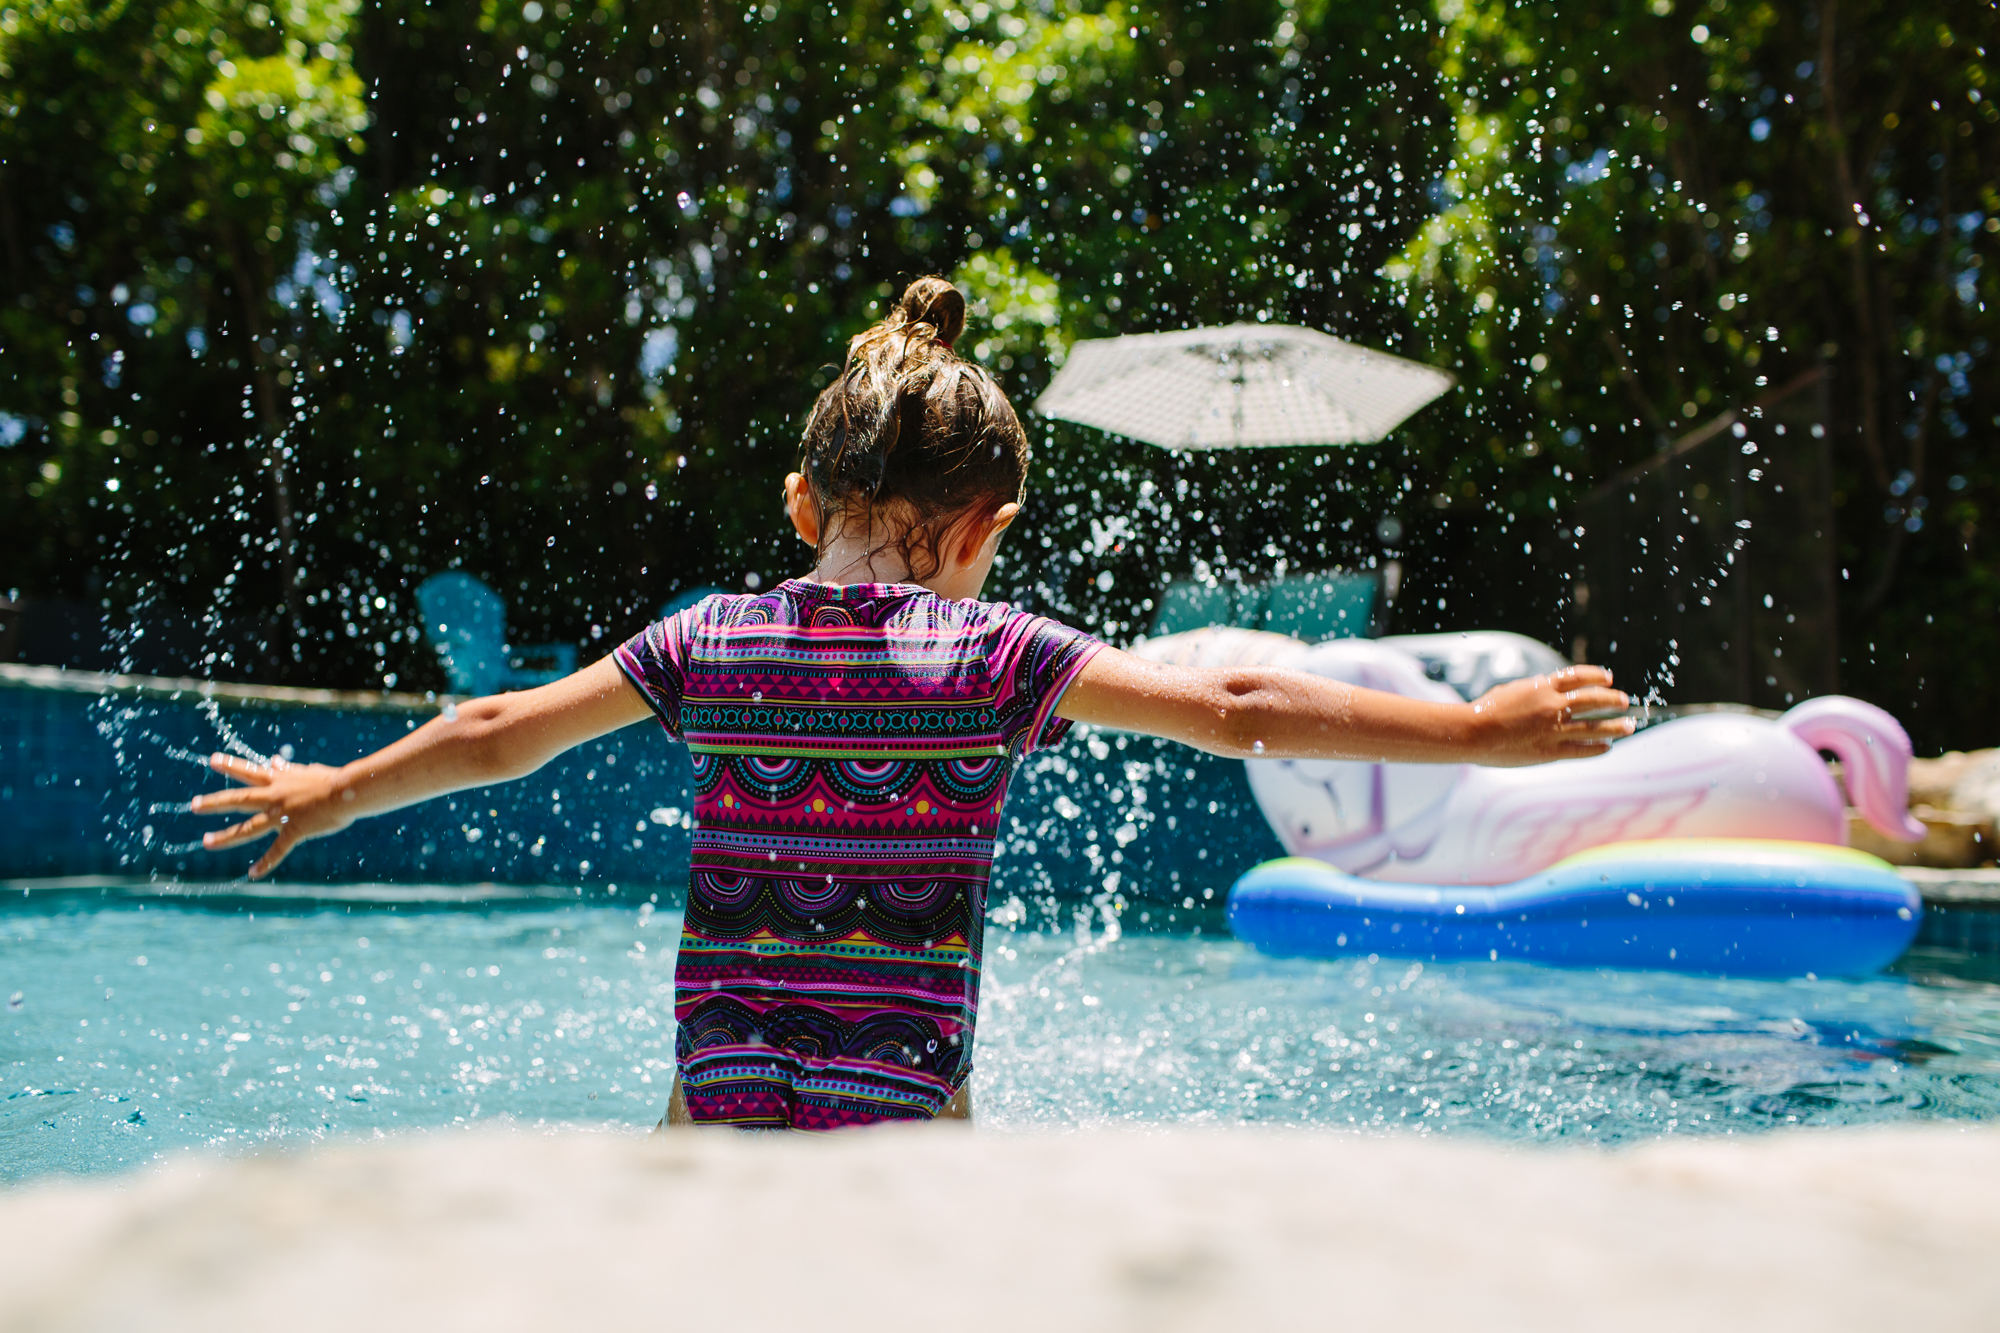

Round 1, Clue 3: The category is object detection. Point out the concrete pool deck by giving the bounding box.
[0,1125,1994,1331]
[1902,867,2000,904]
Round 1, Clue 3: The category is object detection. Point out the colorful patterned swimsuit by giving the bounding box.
[614,580,1102,1129]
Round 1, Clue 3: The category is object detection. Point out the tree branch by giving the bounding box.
[1819,1,1888,492]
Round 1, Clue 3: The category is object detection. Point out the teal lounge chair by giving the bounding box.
[1151,570,1378,641]
[415,572,577,696]
[1258,571,1378,640]
[658,585,730,621]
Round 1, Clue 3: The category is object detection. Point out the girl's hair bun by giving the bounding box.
[797,275,1030,580]
[892,274,967,349]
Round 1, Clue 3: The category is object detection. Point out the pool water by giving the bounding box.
[4,893,1999,1182]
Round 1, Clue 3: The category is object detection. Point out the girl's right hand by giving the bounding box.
[192,754,356,879]
[1466,666,1635,766]
[185,656,656,880]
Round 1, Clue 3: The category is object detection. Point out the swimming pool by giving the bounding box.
[5,888,1997,1182]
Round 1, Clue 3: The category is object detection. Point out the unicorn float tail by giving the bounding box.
[1779,697,1926,842]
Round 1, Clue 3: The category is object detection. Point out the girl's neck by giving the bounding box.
[799,528,996,603]
[800,556,916,588]
[804,549,920,589]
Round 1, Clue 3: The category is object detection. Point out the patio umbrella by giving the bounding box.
[1033,323,1453,449]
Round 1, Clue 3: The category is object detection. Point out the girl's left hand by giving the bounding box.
[1467,666,1635,766]
[191,754,356,879]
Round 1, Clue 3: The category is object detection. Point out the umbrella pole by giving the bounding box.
[1231,356,1247,449]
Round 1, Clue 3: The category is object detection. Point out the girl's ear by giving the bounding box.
[784,473,821,546]
[953,501,1020,564]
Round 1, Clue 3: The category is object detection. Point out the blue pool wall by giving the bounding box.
[0,670,1280,904]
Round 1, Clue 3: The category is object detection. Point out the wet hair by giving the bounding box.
[798,275,1030,580]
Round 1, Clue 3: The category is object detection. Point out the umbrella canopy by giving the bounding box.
[1034,323,1454,449]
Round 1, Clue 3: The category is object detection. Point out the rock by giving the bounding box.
[1849,806,1996,869]
[1907,750,1989,808]
[1949,750,2000,824]
[1869,748,2000,867]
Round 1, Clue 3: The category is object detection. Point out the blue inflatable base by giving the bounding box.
[1226,840,1922,978]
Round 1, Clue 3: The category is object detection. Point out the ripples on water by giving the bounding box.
[2,896,1997,1182]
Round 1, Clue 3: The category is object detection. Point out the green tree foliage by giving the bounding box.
[4,0,1452,686]
[1,0,363,673]
[1392,0,1999,743]
[3,0,1994,749]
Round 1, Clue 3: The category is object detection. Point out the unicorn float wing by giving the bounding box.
[1130,628,1923,885]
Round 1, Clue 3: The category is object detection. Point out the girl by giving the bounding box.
[193,277,1632,1130]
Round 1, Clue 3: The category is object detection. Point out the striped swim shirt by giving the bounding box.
[614,579,1103,1129]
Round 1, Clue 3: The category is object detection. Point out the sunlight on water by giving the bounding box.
[1,902,677,1182]
[978,921,2000,1136]
[3,898,1998,1183]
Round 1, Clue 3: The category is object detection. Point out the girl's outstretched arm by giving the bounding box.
[1055,647,1634,766]
[192,656,652,878]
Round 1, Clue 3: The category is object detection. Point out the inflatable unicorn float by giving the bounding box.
[1131,627,1927,976]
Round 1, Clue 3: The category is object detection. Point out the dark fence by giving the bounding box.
[0,666,1279,911]
[0,596,286,681]
[1573,368,1840,709]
